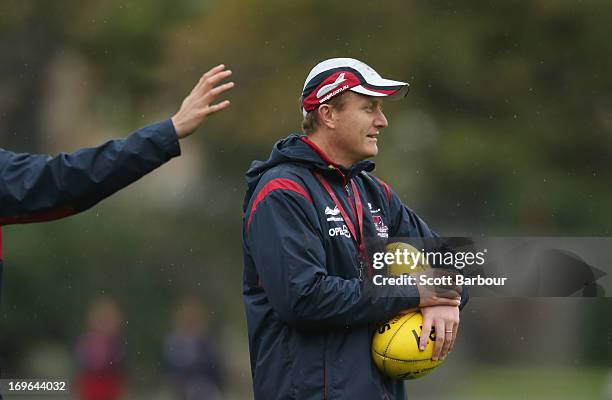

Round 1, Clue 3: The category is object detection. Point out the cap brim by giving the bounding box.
[350,76,409,100]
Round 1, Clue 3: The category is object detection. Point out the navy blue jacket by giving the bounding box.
[242,134,468,400]
[0,119,180,299]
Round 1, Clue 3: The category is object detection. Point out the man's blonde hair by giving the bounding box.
[301,93,348,135]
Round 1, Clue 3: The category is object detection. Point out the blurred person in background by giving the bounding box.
[75,296,126,400]
[0,64,234,300]
[162,295,224,400]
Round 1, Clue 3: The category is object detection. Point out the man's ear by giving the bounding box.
[317,104,335,129]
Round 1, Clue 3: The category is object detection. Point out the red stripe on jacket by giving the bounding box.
[374,177,391,205]
[300,137,339,168]
[0,207,76,226]
[247,178,312,231]
[0,207,76,262]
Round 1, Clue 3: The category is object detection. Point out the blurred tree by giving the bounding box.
[1,1,611,395]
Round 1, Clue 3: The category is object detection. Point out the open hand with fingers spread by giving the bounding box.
[171,64,235,139]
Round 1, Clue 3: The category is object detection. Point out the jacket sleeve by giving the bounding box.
[387,188,470,310]
[246,185,420,329]
[0,119,180,225]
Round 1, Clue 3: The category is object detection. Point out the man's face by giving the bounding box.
[329,92,388,164]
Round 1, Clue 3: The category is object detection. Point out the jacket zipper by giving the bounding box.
[323,336,328,400]
[330,166,357,221]
[323,363,327,400]
[328,167,363,281]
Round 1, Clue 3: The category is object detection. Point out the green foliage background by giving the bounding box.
[1,1,611,398]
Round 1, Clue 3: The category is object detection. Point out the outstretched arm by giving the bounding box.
[0,64,234,225]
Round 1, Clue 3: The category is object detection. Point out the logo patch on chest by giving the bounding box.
[372,215,389,238]
[324,206,343,222]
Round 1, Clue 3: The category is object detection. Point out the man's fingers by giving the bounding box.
[198,69,233,94]
[441,323,454,359]
[419,317,432,351]
[434,285,462,299]
[172,64,233,139]
[204,100,231,115]
[202,64,226,80]
[432,320,445,361]
[429,296,460,307]
[449,320,460,352]
[207,81,235,99]
[206,69,233,90]
[191,65,226,95]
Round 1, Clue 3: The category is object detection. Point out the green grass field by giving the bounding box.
[455,367,611,400]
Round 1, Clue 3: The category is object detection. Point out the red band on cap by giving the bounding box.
[302,71,361,112]
[362,87,400,95]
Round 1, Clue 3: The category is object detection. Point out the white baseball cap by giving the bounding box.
[300,58,409,116]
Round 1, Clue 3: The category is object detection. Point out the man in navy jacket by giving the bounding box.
[0,64,234,300]
[242,58,467,399]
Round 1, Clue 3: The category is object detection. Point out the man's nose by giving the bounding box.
[375,109,388,129]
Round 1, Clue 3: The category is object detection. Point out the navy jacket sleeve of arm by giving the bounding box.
[0,119,180,224]
[246,188,420,329]
[387,189,469,310]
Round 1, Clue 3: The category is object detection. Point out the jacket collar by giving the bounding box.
[299,136,375,178]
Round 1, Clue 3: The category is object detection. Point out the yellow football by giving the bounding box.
[384,242,431,276]
[371,312,443,380]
